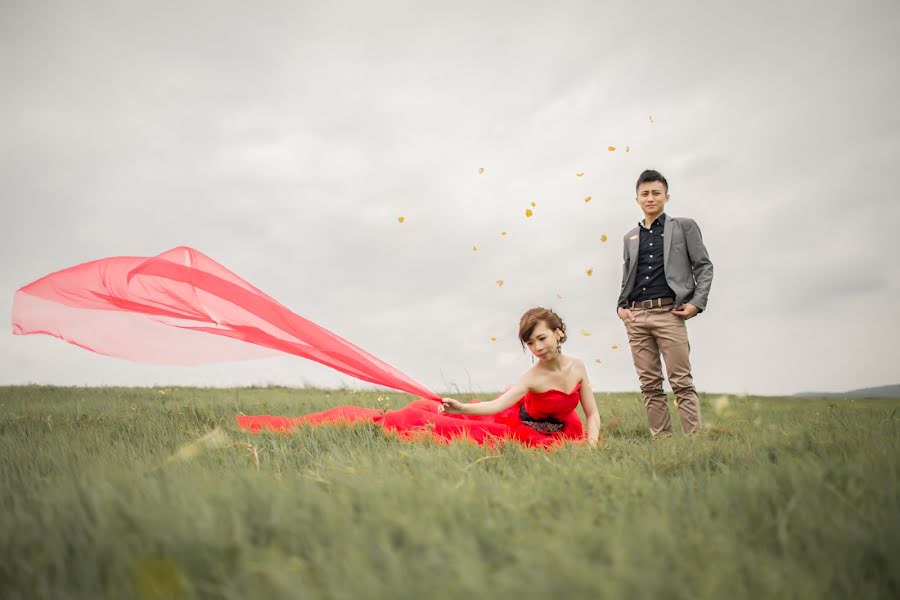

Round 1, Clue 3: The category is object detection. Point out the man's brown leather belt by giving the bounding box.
[630,297,675,309]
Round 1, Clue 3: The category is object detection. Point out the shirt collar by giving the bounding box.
[638,212,666,230]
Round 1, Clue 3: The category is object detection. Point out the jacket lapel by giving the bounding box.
[627,228,640,281]
[663,215,674,270]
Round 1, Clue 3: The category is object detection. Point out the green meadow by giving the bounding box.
[1,386,898,599]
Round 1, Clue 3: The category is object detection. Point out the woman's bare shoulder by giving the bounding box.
[518,366,542,389]
[565,355,586,372]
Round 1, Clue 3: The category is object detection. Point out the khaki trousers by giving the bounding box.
[624,306,701,436]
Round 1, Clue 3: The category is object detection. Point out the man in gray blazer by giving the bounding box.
[617,169,713,436]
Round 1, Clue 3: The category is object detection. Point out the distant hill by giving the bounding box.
[794,384,900,399]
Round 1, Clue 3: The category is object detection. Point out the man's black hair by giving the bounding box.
[636,169,668,192]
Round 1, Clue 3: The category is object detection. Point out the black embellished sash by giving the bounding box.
[519,404,564,434]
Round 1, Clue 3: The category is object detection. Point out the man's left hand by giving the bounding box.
[671,303,699,319]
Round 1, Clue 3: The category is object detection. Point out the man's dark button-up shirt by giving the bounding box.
[628,213,677,303]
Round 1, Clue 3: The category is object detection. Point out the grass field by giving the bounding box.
[1,385,898,599]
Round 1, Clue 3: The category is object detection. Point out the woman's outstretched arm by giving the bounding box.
[440,382,528,416]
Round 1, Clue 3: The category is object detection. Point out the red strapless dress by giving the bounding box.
[236,383,585,447]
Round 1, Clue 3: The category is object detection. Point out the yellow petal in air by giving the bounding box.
[556,293,563,299]
[478,167,485,174]
[472,245,478,252]
[525,208,533,218]
[132,558,193,599]
[581,329,591,336]
[611,344,619,350]
[608,146,616,152]
[584,196,592,203]
[496,279,504,287]
[576,172,584,177]
[397,216,405,223]
[586,268,593,276]
[501,231,508,236]
[530,201,536,207]
[490,337,497,342]
[713,396,731,414]
[600,234,608,242]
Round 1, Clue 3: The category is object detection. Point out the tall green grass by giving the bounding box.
[1,386,898,599]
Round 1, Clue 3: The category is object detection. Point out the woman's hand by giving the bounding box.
[440,398,466,414]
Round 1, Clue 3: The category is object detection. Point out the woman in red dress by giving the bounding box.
[13,247,600,447]
[238,308,603,448]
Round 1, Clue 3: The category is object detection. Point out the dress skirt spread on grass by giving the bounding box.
[237,384,584,447]
[13,246,585,447]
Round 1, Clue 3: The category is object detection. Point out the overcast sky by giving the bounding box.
[2,0,898,396]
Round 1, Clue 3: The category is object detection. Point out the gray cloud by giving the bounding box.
[2,0,899,395]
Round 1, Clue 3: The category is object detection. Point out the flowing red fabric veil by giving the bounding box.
[12,246,439,401]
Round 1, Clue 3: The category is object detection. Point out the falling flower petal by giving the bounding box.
[496,280,504,287]
[501,231,508,236]
[649,115,655,123]
[166,428,230,463]
[525,208,533,218]
[530,201,536,207]
[490,337,497,342]
[584,196,592,203]
[556,293,563,300]
[600,234,608,242]
[472,245,478,252]
[626,146,630,153]
[478,167,485,174]
[397,216,405,223]
[576,172,584,177]
[586,268,593,276]
[581,329,591,336]
[132,558,192,599]
[713,396,731,415]
[608,146,616,152]
[610,344,619,350]
[594,359,603,364]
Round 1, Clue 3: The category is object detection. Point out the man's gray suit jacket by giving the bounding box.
[617,215,713,311]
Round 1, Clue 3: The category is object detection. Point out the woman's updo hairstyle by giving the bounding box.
[518,307,567,350]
